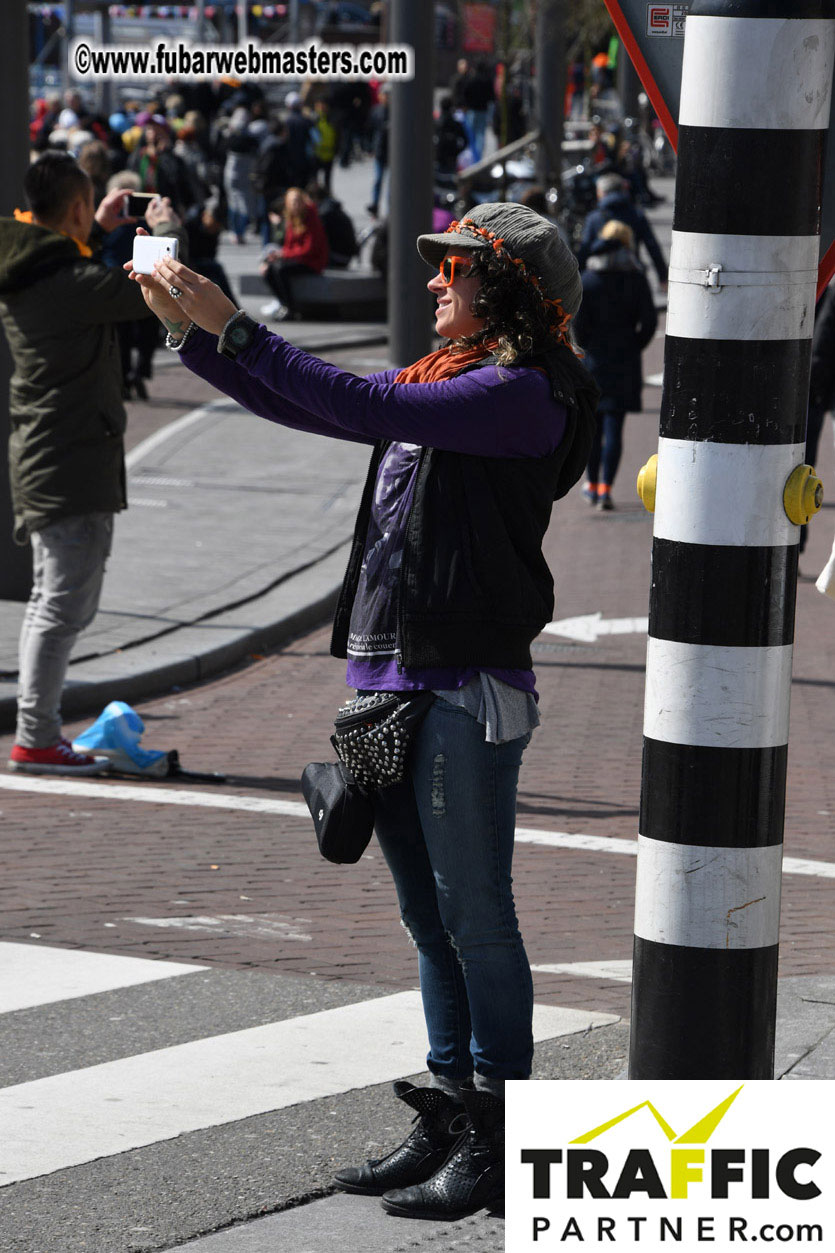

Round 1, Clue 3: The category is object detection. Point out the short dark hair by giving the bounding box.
[24,151,91,223]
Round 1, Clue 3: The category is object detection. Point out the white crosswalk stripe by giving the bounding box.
[0,942,205,1013]
[0,943,618,1190]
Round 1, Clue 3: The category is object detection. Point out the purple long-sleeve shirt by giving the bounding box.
[181,325,567,691]
[181,325,565,456]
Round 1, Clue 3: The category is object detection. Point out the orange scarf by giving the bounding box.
[395,343,495,385]
[13,208,93,258]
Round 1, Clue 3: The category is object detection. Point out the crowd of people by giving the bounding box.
[25,81,380,331]
[23,62,666,324]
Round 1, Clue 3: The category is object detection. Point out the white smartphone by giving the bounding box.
[132,235,179,275]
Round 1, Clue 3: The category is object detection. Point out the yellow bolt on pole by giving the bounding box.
[637,453,658,513]
[783,464,824,526]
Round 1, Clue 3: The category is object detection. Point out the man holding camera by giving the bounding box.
[0,151,185,775]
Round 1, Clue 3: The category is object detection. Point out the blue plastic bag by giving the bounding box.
[73,701,170,777]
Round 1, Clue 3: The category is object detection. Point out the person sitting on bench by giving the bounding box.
[260,187,328,321]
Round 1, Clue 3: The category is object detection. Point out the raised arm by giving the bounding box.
[180,328,375,444]
[229,328,565,458]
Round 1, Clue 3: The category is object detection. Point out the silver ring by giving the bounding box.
[169,285,183,299]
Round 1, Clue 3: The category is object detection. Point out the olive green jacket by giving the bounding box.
[0,217,183,541]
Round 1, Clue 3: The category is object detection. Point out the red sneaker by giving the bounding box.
[8,738,111,776]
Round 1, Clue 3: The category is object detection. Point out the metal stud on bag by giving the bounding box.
[332,692,434,791]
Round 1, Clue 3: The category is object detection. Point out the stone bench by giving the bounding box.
[238,268,386,320]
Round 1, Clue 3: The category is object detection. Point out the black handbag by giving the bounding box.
[301,760,375,864]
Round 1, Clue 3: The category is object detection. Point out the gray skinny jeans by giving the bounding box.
[16,513,114,747]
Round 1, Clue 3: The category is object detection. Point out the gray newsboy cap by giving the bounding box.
[417,201,583,317]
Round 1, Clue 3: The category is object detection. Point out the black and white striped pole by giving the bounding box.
[631,0,833,1079]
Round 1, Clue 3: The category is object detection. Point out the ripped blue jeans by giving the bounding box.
[372,696,534,1081]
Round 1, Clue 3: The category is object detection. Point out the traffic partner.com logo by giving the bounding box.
[507,1082,828,1247]
[522,1086,820,1202]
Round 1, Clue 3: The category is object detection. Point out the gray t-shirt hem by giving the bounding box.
[433,673,540,744]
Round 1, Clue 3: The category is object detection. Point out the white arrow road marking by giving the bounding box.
[543,613,649,643]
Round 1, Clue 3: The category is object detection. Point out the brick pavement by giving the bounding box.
[2,330,834,1024]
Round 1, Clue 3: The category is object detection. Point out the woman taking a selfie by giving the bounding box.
[127,202,596,1221]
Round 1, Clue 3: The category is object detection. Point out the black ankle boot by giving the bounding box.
[333,1080,465,1196]
[380,1083,504,1220]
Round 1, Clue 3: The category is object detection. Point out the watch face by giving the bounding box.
[230,324,250,346]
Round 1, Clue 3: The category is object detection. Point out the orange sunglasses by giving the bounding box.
[438,254,476,285]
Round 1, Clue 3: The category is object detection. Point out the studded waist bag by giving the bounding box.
[331,690,436,790]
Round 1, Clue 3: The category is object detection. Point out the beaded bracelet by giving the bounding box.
[164,321,198,352]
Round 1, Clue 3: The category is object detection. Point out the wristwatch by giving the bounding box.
[217,311,259,360]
